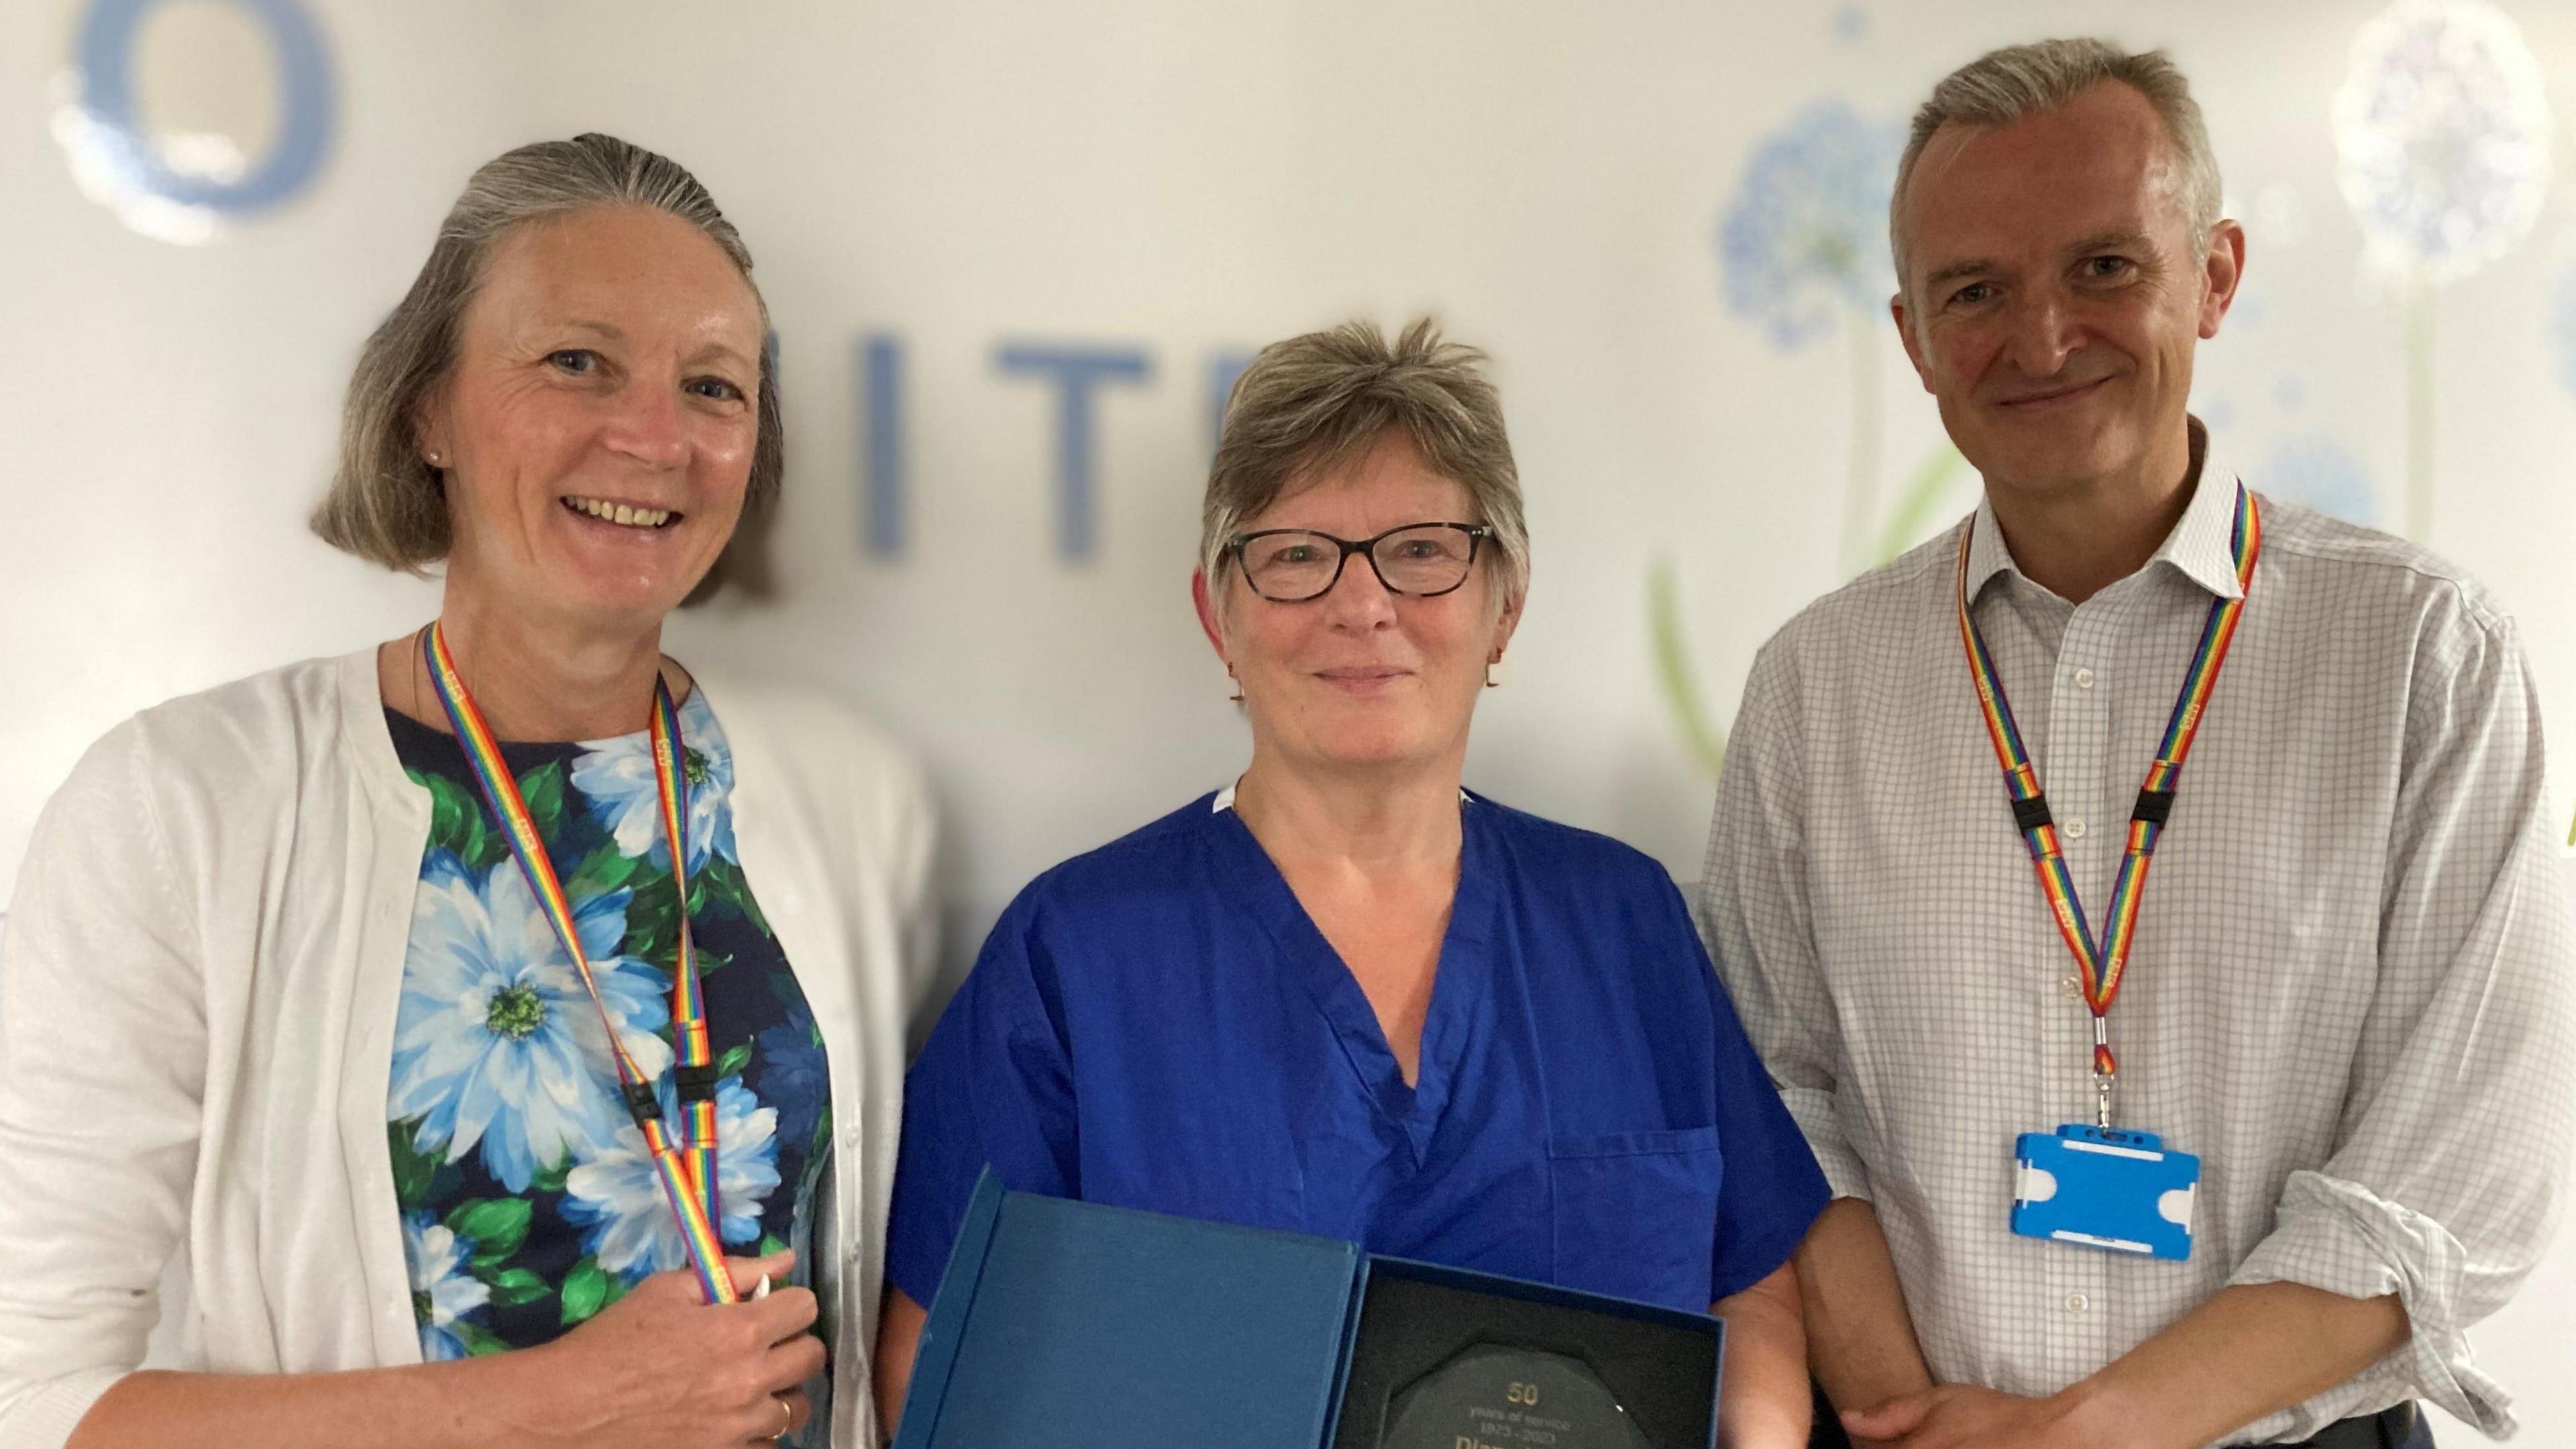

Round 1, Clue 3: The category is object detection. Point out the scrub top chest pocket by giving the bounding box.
[1546,1126,1724,1310]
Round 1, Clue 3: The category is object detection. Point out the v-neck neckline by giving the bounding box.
[1209,790,1498,1164]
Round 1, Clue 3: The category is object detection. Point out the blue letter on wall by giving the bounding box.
[859,334,906,558]
[74,0,335,212]
[994,343,1153,561]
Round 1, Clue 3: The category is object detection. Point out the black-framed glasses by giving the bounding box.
[1226,522,1494,602]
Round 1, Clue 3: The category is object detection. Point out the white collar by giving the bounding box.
[1963,416,2247,605]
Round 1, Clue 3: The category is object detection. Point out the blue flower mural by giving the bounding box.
[2332,0,2553,541]
[1661,97,1946,778]
[1717,97,1909,578]
[2264,438,2380,529]
[2334,0,2552,285]
[1719,100,1899,351]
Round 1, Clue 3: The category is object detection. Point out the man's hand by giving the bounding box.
[1839,1383,2117,1449]
[1832,1279,2407,1449]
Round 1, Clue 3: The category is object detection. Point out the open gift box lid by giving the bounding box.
[891,1173,1725,1449]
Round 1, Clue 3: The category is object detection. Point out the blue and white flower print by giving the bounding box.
[390,851,674,1192]
[568,692,736,875]
[755,1002,830,1157]
[2333,0,2551,285]
[562,1075,781,1280]
[1717,99,1902,350]
[403,1210,491,1361]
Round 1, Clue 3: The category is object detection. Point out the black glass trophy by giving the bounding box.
[1332,1273,1712,1449]
[1381,1344,1654,1449]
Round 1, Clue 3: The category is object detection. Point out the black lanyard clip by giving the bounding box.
[621,1081,661,1130]
[2010,794,2054,833]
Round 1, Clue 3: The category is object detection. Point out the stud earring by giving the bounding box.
[425,450,443,466]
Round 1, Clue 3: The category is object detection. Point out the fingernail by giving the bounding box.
[753,1274,771,1300]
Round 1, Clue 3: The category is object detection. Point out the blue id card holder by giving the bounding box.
[2012,1124,2200,1260]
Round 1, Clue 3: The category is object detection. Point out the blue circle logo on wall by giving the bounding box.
[52,0,335,244]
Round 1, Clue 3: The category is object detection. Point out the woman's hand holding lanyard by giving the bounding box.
[424,630,820,1446]
[510,1248,819,1446]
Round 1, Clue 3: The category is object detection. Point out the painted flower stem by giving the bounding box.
[1840,306,1885,577]
[1648,559,1728,777]
[1873,445,1970,566]
[2406,268,2436,543]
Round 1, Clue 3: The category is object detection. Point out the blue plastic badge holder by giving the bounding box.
[2012,1124,2200,1260]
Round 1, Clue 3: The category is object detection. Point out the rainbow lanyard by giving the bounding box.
[423,624,734,1305]
[1956,484,2261,1129]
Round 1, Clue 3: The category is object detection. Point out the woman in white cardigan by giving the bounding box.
[0,135,932,1449]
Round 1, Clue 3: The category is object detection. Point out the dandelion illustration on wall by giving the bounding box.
[1717,99,1903,574]
[1654,98,1933,777]
[2264,437,2380,529]
[2332,0,2551,542]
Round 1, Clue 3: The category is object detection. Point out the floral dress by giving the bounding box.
[383,694,831,1393]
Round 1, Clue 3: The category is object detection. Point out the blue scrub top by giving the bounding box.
[887,791,1827,1315]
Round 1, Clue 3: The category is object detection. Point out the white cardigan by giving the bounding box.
[0,649,936,1449]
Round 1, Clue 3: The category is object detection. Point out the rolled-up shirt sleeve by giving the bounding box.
[1699,639,1873,1201]
[0,722,205,1449]
[2227,606,2575,1437]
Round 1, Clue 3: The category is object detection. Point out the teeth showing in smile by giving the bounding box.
[564,496,676,528]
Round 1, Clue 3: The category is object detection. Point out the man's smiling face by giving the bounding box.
[1892,80,2238,502]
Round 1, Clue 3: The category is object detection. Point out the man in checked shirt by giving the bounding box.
[1701,38,2575,1449]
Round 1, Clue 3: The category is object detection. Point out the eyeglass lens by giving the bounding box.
[1239,525,1479,601]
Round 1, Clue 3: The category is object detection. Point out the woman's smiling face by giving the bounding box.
[419,205,764,630]
[1203,430,1521,777]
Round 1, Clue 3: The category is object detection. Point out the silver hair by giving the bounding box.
[1199,318,1529,626]
[1890,39,2222,289]
[310,132,780,601]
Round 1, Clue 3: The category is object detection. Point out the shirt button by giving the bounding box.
[2063,817,2088,841]
[2065,1292,2090,1315]
[2074,667,2096,689]
[2059,974,2084,1001]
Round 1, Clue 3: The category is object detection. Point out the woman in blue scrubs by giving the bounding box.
[875,319,1827,1445]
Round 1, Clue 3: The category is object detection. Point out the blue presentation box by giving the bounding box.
[892,1174,1726,1449]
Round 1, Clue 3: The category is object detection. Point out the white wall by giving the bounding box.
[5,0,2573,1438]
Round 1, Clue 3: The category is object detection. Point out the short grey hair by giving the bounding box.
[1200,318,1529,621]
[1891,39,2222,287]
[311,132,781,601]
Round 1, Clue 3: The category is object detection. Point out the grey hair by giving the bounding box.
[311,132,780,602]
[1200,318,1529,623]
[1891,39,2222,288]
